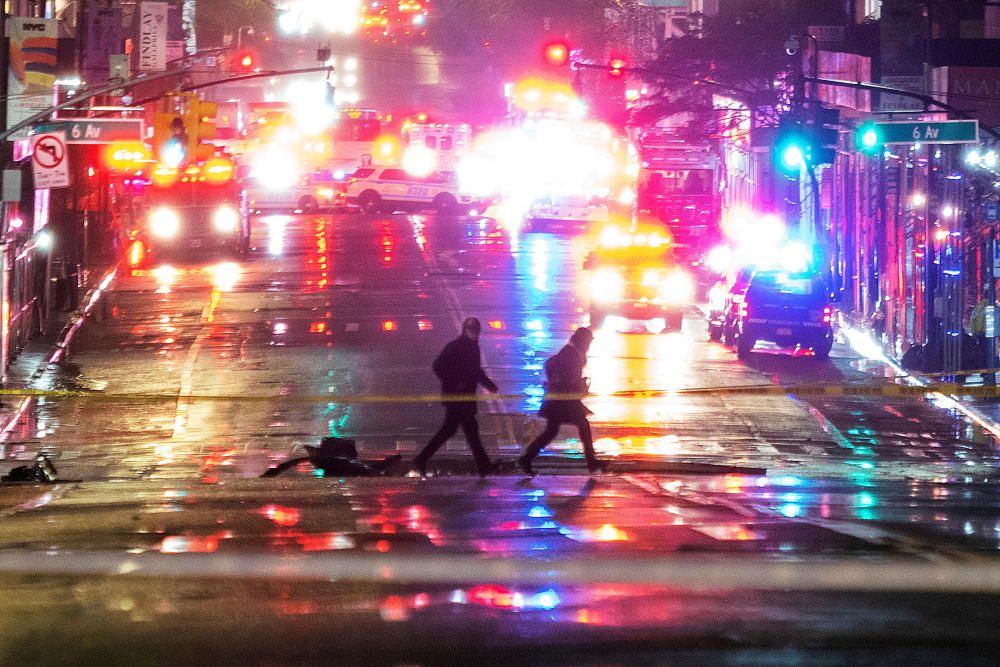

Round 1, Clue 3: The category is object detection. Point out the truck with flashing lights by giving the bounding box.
[584,224,695,333]
[636,129,721,257]
[129,156,250,265]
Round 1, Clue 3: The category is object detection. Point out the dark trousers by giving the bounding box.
[416,405,491,470]
[522,417,596,466]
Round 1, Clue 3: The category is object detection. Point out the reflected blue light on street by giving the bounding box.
[529,590,561,610]
[778,503,803,518]
[530,236,551,292]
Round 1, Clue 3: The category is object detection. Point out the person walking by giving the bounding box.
[413,317,500,477]
[518,327,604,476]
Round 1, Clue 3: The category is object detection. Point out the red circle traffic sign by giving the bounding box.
[32,133,65,169]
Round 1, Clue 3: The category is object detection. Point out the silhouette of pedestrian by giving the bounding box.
[414,317,499,477]
[518,327,604,476]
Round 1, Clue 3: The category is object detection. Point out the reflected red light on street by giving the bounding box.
[258,503,301,527]
[128,240,145,267]
[375,539,391,552]
[595,523,628,541]
[468,584,520,609]
[159,535,219,554]
[296,532,356,551]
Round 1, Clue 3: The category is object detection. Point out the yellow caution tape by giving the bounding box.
[0,381,997,403]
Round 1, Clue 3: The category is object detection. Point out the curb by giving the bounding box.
[838,316,1000,440]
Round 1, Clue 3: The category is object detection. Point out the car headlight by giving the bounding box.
[149,208,180,239]
[662,270,695,304]
[591,267,625,304]
[317,188,335,200]
[213,206,240,233]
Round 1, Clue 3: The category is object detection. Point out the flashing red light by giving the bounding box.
[382,320,397,332]
[544,41,570,67]
[608,57,627,77]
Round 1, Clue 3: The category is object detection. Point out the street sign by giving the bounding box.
[32,119,143,145]
[873,120,979,145]
[31,132,70,189]
[985,201,1000,222]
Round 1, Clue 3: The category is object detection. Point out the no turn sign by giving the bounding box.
[31,131,70,189]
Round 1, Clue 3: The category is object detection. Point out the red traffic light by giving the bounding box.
[233,50,257,73]
[544,41,570,67]
[608,58,627,77]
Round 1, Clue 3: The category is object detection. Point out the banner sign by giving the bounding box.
[83,5,123,84]
[137,2,168,72]
[6,18,58,140]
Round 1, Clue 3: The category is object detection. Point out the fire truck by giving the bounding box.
[636,129,722,259]
[129,156,250,265]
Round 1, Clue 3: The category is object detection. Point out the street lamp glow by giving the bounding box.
[966,149,982,166]
[942,205,955,218]
[910,192,926,207]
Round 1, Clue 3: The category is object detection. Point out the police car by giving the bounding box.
[344,167,488,215]
[246,169,345,213]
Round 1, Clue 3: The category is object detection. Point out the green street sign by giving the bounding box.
[873,120,979,145]
[31,119,143,145]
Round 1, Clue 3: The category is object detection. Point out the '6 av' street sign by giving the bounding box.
[31,119,143,145]
[874,120,979,145]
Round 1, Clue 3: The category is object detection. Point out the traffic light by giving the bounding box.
[608,57,627,78]
[153,112,188,168]
[812,105,840,165]
[774,108,841,172]
[192,100,218,161]
[232,49,258,73]
[775,123,809,172]
[543,41,570,67]
[856,122,880,153]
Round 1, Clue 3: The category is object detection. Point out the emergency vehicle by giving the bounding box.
[345,167,489,215]
[130,156,250,264]
[584,222,695,333]
[636,129,722,257]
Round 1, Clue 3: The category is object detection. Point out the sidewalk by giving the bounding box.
[1,264,119,444]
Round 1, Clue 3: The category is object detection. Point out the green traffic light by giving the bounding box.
[858,124,880,151]
[781,144,805,170]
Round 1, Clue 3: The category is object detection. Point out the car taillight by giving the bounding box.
[822,306,833,324]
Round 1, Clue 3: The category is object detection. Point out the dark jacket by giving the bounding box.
[432,335,497,414]
[538,343,591,422]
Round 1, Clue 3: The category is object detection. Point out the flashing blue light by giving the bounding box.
[526,319,544,331]
[780,240,813,272]
[770,475,805,487]
[528,505,554,518]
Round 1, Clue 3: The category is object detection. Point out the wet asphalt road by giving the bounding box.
[3,211,1000,663]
